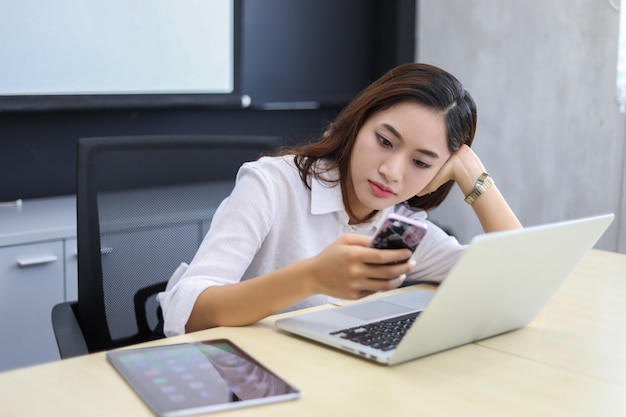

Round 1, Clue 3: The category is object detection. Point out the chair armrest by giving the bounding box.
[51,302,89,359]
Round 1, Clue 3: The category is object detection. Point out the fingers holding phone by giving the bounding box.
[307,214,427,299]
[369,213,428,263]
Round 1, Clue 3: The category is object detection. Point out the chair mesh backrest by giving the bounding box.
[77,135,282,352]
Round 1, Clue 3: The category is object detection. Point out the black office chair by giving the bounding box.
[51,135,283,358]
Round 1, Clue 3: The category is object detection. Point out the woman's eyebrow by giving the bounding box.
[382,123,440,159]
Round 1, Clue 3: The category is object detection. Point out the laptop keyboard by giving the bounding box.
[329,311,421,352]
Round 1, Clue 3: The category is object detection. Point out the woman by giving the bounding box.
[159,63,522,336]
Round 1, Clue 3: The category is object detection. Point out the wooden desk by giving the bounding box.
[477,249,626,386]
[1,249,624,417]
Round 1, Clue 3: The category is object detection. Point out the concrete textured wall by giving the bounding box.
[417,0,626,252]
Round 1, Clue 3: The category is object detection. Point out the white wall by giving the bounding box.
[417,0,626,253]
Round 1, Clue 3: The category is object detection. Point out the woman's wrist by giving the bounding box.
[293,256,323,297]
[452,146,488,196]
[464,172,495,205]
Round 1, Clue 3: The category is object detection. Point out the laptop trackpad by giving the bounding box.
[335,300,413,321]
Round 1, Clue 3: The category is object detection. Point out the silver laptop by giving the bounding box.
[275,214,614,365]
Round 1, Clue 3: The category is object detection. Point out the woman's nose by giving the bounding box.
[379,156,404,182]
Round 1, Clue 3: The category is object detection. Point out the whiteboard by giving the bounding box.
[0,0,236,107]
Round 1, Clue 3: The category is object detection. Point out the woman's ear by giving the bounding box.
[322,122,335,139]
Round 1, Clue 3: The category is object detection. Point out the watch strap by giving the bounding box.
[464,172,494,205]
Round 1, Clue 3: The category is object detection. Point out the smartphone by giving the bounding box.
[370,213,428,261]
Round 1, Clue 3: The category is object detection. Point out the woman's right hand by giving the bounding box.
[305,234,416,300]
[186,234,415,331]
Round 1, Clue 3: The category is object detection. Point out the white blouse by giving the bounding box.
[158,155,465,336]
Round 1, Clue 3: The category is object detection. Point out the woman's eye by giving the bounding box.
[413,159,431,169]
[377,134,392,147]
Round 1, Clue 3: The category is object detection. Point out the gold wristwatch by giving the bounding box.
[464,173,494,205]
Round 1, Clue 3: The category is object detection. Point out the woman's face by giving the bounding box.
[347,101,451,222]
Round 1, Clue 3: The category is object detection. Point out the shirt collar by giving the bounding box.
[309,164,390,230]
[310,167,344,216]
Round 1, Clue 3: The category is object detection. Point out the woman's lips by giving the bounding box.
[369,180,395,198]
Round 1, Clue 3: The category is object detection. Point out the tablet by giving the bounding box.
[106,339,301,417]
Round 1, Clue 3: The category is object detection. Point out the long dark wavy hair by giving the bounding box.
[279,62,477,223]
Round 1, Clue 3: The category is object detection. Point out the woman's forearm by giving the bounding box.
[185,258,316,332]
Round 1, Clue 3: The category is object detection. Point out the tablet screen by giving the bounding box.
[107,339,300,417]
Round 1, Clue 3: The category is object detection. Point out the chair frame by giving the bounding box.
[52,134,282,358]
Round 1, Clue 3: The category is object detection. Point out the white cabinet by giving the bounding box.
[0,241,65,370]
[0,196,76,372]
[0,185,229,372]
